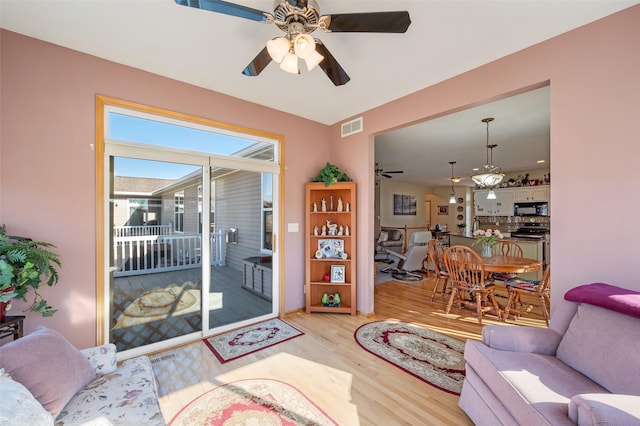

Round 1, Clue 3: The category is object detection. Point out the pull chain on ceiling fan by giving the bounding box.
[175,0,411,86]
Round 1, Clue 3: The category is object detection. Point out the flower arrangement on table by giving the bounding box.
[473,228,504,247]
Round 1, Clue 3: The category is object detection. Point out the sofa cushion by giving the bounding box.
[464,339,607,425]
[0,368,54,426]
[556,303,640,395]
[0,326,96,418]
[569,394,640,425]
[80,343,117,375]
[55,355,165,425]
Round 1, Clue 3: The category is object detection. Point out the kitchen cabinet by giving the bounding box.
[474,189,515,216]
[515,187,549,202]
[305,182,356,315]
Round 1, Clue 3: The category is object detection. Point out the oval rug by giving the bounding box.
[169,378,338,425]
[354,320,465,394]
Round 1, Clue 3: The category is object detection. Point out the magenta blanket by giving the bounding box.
[564,283,640,319]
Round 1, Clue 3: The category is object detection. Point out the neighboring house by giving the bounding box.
[113,176,173,229]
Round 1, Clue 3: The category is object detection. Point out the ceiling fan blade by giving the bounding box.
[174,0,271,23]
[242,46,272,77]
[382,174,393,178]
[319,11,411,33]
[385,171,404,174]
[314,41,350,86]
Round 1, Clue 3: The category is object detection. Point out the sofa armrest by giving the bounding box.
[80,344,117,375]
[482,325,562,355]
[569,394,640,425]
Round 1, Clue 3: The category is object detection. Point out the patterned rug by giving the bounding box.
[354,320,466,394]
[203,318,304,363]
[169,379,337,426]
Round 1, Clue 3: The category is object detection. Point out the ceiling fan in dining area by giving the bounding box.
[375,163,404,179]
[174,0,411,86]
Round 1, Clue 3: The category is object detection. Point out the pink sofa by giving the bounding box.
[459,283,640,425]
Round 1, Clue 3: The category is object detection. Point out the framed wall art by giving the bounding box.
[393,194,417,215]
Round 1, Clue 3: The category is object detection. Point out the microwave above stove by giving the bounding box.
[514,202,548,217]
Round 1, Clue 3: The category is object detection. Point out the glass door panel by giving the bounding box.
[206,168,276,331]
[110,157,203,352]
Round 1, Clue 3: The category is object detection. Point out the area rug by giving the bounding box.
[203,318,304,363]
[169,378,337,425]
[354,320,466,395]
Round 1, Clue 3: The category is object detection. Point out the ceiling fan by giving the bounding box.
[174,0,411,86]
[375,163,404,179]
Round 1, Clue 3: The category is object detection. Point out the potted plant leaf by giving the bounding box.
[311,162,352,186]
[0,225,61,320]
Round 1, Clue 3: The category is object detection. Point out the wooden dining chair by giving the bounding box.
[503,266,551,325]
[493,240,523,257]
[427,239,449,301]
[490,241,524,282]
[443,245,502,324]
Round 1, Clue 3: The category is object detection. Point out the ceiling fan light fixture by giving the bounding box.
[293,33,315,59]
[279,51,299,74]
[304,49,324,71]
[487,189,497,200]
[267,37,290,63]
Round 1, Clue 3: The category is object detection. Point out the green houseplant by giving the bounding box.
[0,225,61,319]
[311,162,352,186]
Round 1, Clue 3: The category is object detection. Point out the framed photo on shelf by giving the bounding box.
[330,264,346,283]
[318,239,344,259]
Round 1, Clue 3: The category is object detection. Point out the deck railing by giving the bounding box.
[114,224,172,237]
[113,230,226,277]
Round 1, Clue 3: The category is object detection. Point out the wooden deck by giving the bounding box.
[111,265,272,351]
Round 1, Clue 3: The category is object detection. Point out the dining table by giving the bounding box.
[481,255,542,275]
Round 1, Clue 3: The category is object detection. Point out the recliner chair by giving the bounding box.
[374,229,404,263]
[384,231,432,281]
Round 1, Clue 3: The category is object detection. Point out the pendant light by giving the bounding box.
[471,117,504,188]
[449,161,457,204]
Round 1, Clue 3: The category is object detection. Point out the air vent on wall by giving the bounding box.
[341,117,363,138]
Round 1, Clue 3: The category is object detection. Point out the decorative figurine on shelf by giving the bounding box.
[345,202,350,212]
[326,220,338,236]
[345,225,350,236]
[337,197,343,212]
[321,197,327,212]
[313,201,318,213]
[338,225,344,236]
[321,225,327,236]
[313,225,319,236]
[330,195,334,211]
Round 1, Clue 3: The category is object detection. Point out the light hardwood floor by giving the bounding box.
[152,276,548,425]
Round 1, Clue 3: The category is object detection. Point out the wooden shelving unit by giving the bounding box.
[305,182,356,315]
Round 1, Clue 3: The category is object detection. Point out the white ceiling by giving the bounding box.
[1,0,636,126]
[1,1,636,187]
[375,85,550,187]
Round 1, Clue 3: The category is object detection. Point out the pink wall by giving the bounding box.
[2,5,639,347]
[330,5,640,314]
[0,30,329,348]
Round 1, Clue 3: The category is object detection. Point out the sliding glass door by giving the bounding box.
[100,99,280,357]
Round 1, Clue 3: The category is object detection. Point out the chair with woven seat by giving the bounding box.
[503,265,551,325]
[443,245,502,324]
[427,239,450,301]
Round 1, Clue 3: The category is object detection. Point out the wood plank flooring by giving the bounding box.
[152,276,548,425]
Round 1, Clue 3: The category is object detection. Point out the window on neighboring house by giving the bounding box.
[174,192,184,233]
[128,199,148,226]
[262,173,273,252]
